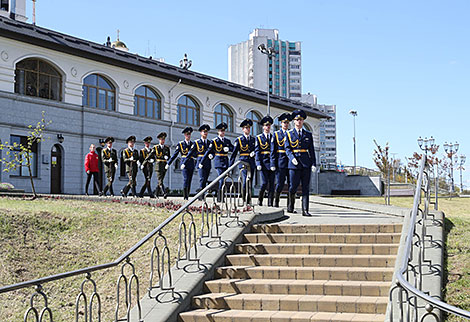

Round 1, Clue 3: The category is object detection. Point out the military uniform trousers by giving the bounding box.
[260,169,275,194]
[182,159,195,189]
[198,167,211,190]
[289,167,311,197]
[275,168,289,193]
[139,165,154,196]
[103,167,116,195]
[123,166,138,196]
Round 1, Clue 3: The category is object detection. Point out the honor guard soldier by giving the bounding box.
[154,132,171,198]
[285,110,317,216]
[121,135,140,197]
[255,115,275,206]
[138,136,155,198]
[189,124,211,196]
[167,127,195,200]
[202,122,234,201]
[230,119,256,204]
[270,113,292,207]
[101,136,118,196]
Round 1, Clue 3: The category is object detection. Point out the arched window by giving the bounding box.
[177,95,200,126]
[82,74,115,110]
[214,103,234,132]
[134,86,162,119]
[15,58,62,101]
[246,110,262,136]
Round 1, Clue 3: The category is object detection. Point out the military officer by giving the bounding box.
[121,135,140,197]
[230,119,256,204]
[270,112,292,207]
[255,115,275,206]
[189,124,211,196]
[101,136,118,196]
[167,127,195,200]
[285,110,317,216]
[202,122,234,201]
[154,132,171,198]
[138,136,155,198]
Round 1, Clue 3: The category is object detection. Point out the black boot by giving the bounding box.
[121,186,128,198]
[267,191,274,207]
[274,191,281,208]
[287,193,297,213]
[110,185,115,197]
[163,186,168,199]
[154,187,160,198]
[302,196,312,217]
[103,185,109,196]
[139,185,146,198]
[131,186,137,198]
[258,189,265,206]
[217,189,222,202]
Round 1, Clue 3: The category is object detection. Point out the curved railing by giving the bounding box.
[389,155,470,321]
[0,160,254,321]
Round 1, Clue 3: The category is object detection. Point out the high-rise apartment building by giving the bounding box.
[228,29,302,100]
[302,94,337,170]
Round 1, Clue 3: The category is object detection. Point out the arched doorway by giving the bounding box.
[50,144,63,194]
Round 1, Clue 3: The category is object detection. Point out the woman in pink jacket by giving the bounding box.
[84,144,102,196]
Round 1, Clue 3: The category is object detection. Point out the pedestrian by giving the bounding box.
[101,136,118,196]
[139,136,155,198]
[84,143,102,196]
[255,115,275,206]
[271,113,292,207]
[121,135,139,197]
[154,132,170,198]
[190,124,211,199]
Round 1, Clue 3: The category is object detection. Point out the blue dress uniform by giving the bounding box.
[202,122,234,201]
[285,110,317,216]
[255,116,275,206]
[188,124,212,193]
[168,127,195,200]
[230,119,256,204]
[270,113,292,207]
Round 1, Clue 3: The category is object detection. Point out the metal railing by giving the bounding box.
[0,160,254,321]
[389,155,470,321]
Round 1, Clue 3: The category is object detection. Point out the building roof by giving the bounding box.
[0,16,329,119]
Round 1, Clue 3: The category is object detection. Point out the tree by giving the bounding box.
[373,139,391,178]
[0,112,51,199]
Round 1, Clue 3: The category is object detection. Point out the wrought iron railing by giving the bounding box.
[0,160,254,321]
[388,155,470,321]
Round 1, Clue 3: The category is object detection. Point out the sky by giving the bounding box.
[28,0,469,188]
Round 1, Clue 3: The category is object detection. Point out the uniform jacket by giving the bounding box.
[187,138,212,169]
[101,147,118,174]
[168,140,195,169]
[139,147,154,172]
[255,133,272,170]
[203,136,234,169]
[230,135,256,168]
[270,129,289,169]
[285,128,316,170]
[153,145,171,172]
[85,151,99,173]
[122,147,139,174]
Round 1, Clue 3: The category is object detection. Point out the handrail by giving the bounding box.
[0,160,243,294]
[390,155,470,320]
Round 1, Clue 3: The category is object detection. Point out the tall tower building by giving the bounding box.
[228,29,302,100]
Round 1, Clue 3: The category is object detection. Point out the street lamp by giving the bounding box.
[179,53,192,70]
[444,141,459,194]
[258,43,275,116]
[417,136,436,157]
[349,110,357,174]
[458,154,466,193]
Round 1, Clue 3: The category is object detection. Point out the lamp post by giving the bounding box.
[349,110,357,174]
[458,154,466,193]
[418,136,438,209]
[258,44,275,116]
[444,141,459,194]
[179,53,192,70]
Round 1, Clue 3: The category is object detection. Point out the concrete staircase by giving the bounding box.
[179,223,402,322]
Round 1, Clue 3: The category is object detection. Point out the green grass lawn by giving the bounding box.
[336,196,470,321]
[0,197,203,321]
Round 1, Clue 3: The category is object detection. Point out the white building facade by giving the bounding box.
[228,29,302,100]
[0,11,327,195]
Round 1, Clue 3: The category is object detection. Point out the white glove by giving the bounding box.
[250,151,255,158]
[130,156,134,161]
[86,170,90,174]
[312,166,317,173]
[198,164,203,169]
[292,158,298,166]
[114,163,118,169]
[270,166,276,171]
[223,147,229,152]
[165,164,169,170]
[149,159,155,163]
[257,165,262,171]
[140,165,144,170]
[180,164,185,170]
[208,154,214,160]
[164,155,168,160]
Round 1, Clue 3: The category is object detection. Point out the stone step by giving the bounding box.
[192,293,388,314]
[215,266,394,281]
[243,232,401,244]
[179,309,386,322]
[235,243,399,255]
[226,254,396,268]
[251,223,402,234]
[204,279,390,297]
